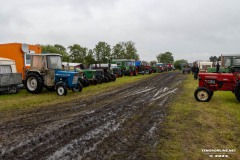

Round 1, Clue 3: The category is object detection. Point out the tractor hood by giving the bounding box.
[55,70,79,77]
[198,73,238,82]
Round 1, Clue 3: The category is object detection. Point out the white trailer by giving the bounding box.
[194,61,213,72]
[0,58,22,93]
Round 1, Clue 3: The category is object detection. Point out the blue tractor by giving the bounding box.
[25,54,82,96]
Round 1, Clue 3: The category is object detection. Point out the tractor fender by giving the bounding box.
[26,71,43,77]
[55,81,65,89]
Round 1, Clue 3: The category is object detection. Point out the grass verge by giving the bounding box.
[157,74,240,160]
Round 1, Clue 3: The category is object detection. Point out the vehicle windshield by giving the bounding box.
[225,58,240,67]
[47,56,62,70]
[233,58,240,65]
[95,71,102,76]
[125,61,135,67]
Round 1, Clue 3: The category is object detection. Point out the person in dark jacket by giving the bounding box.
[194,66,199,80]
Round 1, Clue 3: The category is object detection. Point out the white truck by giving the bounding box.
[0,58,22,93]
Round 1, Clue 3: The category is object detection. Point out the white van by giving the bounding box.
[0,58,22,93]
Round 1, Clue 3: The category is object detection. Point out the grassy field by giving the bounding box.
[0,74,157,112]
[157,74,240,159]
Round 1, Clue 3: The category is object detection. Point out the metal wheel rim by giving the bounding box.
[27,77,37,91]
[197,90,209,101]
[57,86,65,95]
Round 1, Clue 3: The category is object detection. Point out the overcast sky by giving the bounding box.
[1,0,240,62]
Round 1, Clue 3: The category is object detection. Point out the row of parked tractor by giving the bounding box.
[0,43,168,96]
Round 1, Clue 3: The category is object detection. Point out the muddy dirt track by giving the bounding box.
[0,72,185,160]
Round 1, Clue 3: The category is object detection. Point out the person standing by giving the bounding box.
[194,66,199,80]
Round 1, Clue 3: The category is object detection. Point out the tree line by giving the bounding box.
[41,41,139,66]
[43,42,220,70]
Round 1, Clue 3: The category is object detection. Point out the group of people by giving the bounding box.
[192,66,199,80]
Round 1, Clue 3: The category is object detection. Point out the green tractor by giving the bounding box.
[111,59,138,76]
[90,64,117,81]
[82,69,98,85]
[207,55,240,73]
[151,65,160,73]
[112,67,123,77]
[94,69,110,83]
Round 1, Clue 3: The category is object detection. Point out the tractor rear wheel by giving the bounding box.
[72,82,83,92]
[26,72,44,94]
[234,86,240,102]
[79,78,86,87]
[84,78,90,86]
[194,87,212,102]
[104,77,110,82]
[56,84,67,96]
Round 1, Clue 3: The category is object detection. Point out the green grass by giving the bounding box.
[0,74,157,112]
[157,74,240,160]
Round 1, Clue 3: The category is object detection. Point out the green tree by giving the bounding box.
[112,43,125,59]
[209,56,218,62]
[68,44,88,63]
[156,52,174,63]
[41,44,69,61]
[124,41,139,60]
[209,56,221,62]
[174,59,188,70]
[84,49,96,67]
[93,41,111,63]
[54,44,66,52]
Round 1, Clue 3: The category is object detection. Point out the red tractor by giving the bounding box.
[194,57,240,102]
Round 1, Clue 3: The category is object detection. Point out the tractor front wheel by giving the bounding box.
[145,69,150,74]
[92,79,98,85]
[72,82,83,92]
[26,72,44,94]
[56,84,67,96]
[194,87,212,102]
[97,78,102,84]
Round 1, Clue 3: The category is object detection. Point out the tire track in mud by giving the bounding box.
[0,72,185,160]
